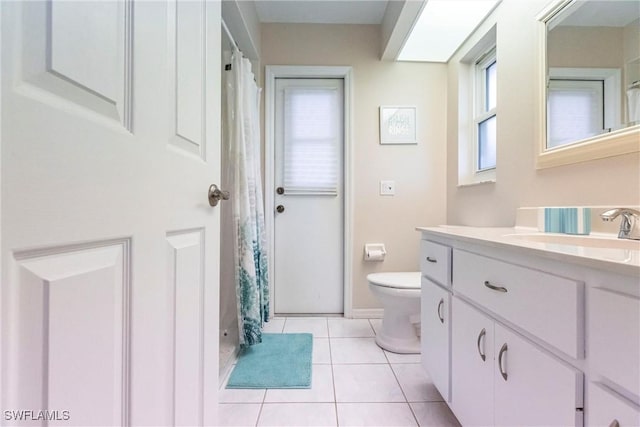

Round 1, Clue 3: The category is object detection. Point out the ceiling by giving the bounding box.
[558,1,640,27]
[255,0,389,25]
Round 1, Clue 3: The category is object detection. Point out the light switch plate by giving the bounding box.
[380,180,395,195]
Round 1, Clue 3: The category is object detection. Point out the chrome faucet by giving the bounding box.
[600,208,640,240]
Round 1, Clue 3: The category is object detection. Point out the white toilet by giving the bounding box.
[367,272,421,354]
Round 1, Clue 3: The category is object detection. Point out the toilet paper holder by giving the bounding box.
[364,243,386,262]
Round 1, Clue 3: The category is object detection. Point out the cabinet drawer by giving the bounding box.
[420,240,451,287]
[588,382,640,427]
[590,288,640,397]
[453,249,584,358]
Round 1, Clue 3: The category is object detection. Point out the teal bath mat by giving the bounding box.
[226,333,313,389]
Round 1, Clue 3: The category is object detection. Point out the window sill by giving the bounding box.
[457,179,496,188]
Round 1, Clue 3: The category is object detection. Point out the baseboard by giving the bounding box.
[218,346,240,389]
[350,308,384,319]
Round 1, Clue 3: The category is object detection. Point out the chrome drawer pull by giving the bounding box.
[437,298,444,324]
[498,343,508,381]
[426,256,437,263]
[609,420,619,427]
[477,328,487,361]
[484,280,508,293]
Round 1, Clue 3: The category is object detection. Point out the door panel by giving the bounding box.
[168,0,206,157]
[1,1,221,425]
[19,0,132,127]
[11,240,130,426]
[167,231,204,426]
[273,78,344,314]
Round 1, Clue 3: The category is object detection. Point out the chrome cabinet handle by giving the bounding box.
[208,184,230,207]
[437,298,444,324]
[484,280,508,293]
[426,256,437,263]
[498,343,508,381]
[609,420,620,427]
[477,328,487,361]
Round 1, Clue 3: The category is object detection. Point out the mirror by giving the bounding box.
[536,0,640,168]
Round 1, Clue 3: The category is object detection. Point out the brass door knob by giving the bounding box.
[276,205,285,213]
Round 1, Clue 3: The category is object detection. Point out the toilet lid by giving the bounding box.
[367,272,421,289]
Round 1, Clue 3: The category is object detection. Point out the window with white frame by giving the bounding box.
[475,48,497,171]
[457,25,497,186]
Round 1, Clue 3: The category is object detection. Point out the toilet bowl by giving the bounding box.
[367,272,421,354]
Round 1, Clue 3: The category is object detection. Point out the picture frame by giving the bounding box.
[379,106,417,144]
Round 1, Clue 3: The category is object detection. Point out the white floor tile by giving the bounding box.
[392,364,444,402]
[313,338,331,364]
[262,318,286,333]
[410,402,461,427]
[330,338,387,364]
[257,403,337,426]
[219,387,266,404]
[369,319,383,335]
[333,364,405,403]
[328,318,375,337]
[264,365,335,403]
[218,403,262,427]
[384,350,422,364]
[337,403,418,426]
[282,317,328,338]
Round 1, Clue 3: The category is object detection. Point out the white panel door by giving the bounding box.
[420,279,450,402]
[273,78,344,314]
[1,2,221,426]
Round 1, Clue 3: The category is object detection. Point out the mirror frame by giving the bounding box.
[535,0,640,169]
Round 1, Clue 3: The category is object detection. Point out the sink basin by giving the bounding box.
[505,233,640,250]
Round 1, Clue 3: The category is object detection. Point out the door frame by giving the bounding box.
[0,2,4,405]
[265,65,353,318]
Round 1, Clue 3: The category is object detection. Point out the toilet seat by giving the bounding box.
[367,272,421,289]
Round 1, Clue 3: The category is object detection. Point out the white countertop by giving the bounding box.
[417,225,640,277]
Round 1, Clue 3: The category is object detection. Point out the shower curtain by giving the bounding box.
[226,47,270,347]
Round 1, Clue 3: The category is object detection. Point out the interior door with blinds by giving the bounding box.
[274,78,344,314]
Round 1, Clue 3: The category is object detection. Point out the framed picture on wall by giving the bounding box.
[379,106,417,144]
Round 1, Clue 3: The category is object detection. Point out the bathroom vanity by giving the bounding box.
[417,226,640,426]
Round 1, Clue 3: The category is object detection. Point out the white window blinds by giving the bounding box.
[547,79,604,149]
[283,87,340,195]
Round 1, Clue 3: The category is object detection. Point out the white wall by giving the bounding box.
[261,23,448,309]
[446,0,640,227]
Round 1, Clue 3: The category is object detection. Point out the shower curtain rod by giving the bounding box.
[222,19,239,50]
[222,19,242,71]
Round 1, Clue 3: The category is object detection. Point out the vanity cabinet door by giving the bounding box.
[494,324,584,427]
[588,382,640,427]
[421,278,451,402]
[451,297,494,426]
[590,287,640,398]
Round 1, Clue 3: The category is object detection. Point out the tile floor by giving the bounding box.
[218,317,461,427]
